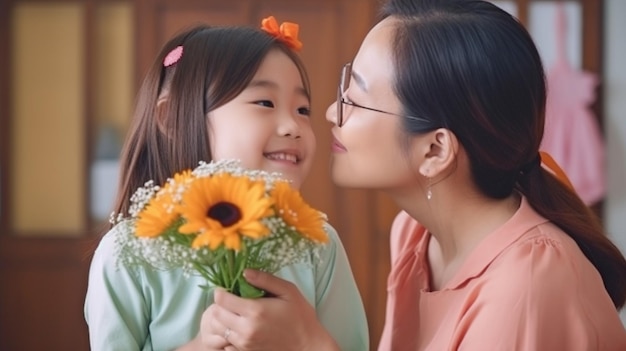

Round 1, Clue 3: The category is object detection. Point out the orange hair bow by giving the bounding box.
[261,16,303,52]
[539,151,575,191]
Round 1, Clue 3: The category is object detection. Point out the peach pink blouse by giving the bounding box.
[378,197,626,351]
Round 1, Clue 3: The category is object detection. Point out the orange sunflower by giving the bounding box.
[178,173,274,251]
[135,192,179,238]
[271,181,328,243]
[134,169,193,238]
[159,169,194,201]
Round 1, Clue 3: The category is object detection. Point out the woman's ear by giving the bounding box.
[418,128,459,178]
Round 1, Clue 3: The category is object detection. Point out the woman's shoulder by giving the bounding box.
[488,222,607,301]
[506,221,591,269]
[474,223,626,346]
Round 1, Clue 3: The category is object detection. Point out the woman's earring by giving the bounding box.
[427,177,432,200]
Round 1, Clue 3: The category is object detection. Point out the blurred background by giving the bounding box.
[0,0,625,350]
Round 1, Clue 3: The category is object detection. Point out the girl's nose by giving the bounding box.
[278,112,302,139]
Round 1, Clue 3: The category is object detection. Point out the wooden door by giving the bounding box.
[0,1,95,350]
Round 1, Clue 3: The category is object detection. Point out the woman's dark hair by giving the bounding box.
[381,0,626,308]
[112,25,311,218]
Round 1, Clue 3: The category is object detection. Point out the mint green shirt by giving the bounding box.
[84,223,369,351]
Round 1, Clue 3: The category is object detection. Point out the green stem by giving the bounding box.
[226,249,237,292]
[234,246,248,283]
[192,262,218,285]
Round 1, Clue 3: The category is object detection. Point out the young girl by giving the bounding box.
[206,0,626,350]
[83,19,368,351]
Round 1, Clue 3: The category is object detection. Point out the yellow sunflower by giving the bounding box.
[178,173,273,251]
[271,181,328,243]
[135,169,192,238]
[159,169,194,202]
[171,169,194,185]
[135,193,179,238]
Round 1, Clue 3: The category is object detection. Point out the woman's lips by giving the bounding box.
[331,135,347,153]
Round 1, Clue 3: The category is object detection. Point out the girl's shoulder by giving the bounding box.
[91,224,124,261]
[322,221,340,244]
[90,222,191,284]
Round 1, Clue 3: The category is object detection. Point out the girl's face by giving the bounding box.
[325,18,418,191]
[208,49,315,189]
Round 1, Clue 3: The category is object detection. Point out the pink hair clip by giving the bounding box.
[163,46,183,67]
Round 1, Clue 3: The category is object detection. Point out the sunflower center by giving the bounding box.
[207,202,241,227]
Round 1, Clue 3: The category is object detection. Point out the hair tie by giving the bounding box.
[261,16,303,51]
[163,46,183,67]
[519,151,575,191]
[520,153,541,176]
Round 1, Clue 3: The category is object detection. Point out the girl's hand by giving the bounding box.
[175,293,248,351]
[206,269,340,351]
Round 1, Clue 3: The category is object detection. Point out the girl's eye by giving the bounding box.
[255,100,274,108]
[298,106,311,117]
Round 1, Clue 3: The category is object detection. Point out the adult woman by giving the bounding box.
[207,0,626,349]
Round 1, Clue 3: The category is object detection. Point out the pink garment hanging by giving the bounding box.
[540,3,605,205]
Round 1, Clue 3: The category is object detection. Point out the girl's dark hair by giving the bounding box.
[381,0,626,308]
[112,25,310,218]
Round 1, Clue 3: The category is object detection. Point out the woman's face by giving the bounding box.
[208,49,315,189]
[326,18,419,191]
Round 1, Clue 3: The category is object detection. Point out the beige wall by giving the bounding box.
[10,3,132,235]
[95,3,133,134]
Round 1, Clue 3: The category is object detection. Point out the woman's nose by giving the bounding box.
[325,102,338,125]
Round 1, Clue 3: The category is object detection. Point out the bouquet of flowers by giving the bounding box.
[113,159,329,298]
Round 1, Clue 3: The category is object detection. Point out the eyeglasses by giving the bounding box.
[336,62,428,127]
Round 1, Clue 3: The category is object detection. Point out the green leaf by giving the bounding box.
[236,276,265,298]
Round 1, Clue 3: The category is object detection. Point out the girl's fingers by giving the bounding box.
[199,335,231,350]
[199,303,237,349]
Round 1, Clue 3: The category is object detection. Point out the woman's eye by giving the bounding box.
[254,100,274,108]
[298,106,311,117]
